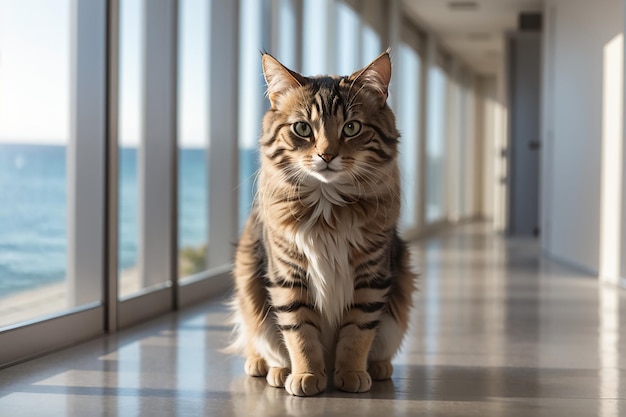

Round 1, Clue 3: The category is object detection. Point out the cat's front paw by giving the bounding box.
[244,355,268,377]
[334,370,372,393]
[266,367,290,387]
[368,360,393,380]
[285,372,326,396]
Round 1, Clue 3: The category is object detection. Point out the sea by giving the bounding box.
[0,143,258,298]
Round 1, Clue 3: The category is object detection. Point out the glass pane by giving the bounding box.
[178,0,209,281]
[454,80,466,217]
[277,0,297,70]
[459,80,474,217]
[118,0,143,297]
[302,0,329,76]
[362,23,381,66]
[397,42,421,230]
[335,2,359,76]
[0,0,70,327]
[426,65,447,223]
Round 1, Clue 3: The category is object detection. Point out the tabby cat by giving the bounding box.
[229,51,415,397]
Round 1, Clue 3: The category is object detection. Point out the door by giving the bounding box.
[508,33,542,236]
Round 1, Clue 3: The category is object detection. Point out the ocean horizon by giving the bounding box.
[0,143,256,298]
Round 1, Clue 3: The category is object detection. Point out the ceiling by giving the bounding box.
[402,0,544,75]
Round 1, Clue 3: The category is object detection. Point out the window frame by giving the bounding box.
[0,0,108,367]
[1,0,484,368]
[0,0,240,367]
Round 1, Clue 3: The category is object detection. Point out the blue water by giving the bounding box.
[0,144,213,297]
[0,145,67,296]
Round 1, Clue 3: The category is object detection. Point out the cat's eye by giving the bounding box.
[342,121,362,137]
[293,121,313,138]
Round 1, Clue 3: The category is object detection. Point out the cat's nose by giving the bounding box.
[318,153,337,163]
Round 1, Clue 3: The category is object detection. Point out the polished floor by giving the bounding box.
[1,223,625,416]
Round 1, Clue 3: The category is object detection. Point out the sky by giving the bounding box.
[0,0,391,149]
[0,0,208,147]
[0,0,70,144]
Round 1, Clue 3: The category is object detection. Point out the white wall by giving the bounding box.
[541,0,624,273]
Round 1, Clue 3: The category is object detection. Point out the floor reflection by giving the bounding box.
[1,224,626,417]
[599,284,621,417]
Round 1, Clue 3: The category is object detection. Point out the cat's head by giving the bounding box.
[259,51,400,188]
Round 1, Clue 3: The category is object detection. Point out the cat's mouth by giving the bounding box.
[310,167,341,183]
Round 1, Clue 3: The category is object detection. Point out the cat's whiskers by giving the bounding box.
[352,164,399,221]
[259,167,295,220]
[359,166,399,207]
[356,170,384,218]
[345,169,366,203]
[286,171,308,221]
[248,170,266,212]
[234,169,260,195]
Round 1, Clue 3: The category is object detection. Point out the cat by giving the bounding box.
[228,51,416,397]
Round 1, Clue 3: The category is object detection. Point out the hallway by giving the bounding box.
[1,224,624,416]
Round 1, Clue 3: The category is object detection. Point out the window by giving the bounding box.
[0,0,73,327]
[303,0,331,76]
[118,0,144,297]
[276,0,298,70]
[1,0,107,365]
[458,75,476,218]
[178,0,209,281]
[361,0,383,65]
[361,23,381,66]
[0,0,235,367]
[238,0,269,232]
[426,63,448,223]
[397,42,421,230]
[116,0,179,327]
[3,0,483,367]
[335,1,359,75]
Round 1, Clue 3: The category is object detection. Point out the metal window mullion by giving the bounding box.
[207,0,239,269]
[293,0,304,72]
[270,0,280,56]
[360,0,380,63]
[446,61,460,222]
[272,0,301,71]
[354,1,365,68]
[466,74,478,218]
[325,0,336,74]
[441,60,455,222]
[139,0,178,297]
[614,3,626,288]
[106,0,120,331]
[67,0,107,308]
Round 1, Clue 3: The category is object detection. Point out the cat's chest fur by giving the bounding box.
[292,185,366,328]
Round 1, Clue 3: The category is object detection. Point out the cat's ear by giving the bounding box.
[262,53,306,108]
[349,50,392,107]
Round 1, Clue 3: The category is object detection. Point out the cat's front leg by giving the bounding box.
[269,284,327,396]
[333,277,388,393]
[280,322,327,396]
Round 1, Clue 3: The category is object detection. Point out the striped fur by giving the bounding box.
[229,51,416,396]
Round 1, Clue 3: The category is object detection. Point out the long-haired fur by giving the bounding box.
[228,51,416,397]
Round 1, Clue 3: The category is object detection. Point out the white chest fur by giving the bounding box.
[293,186,363,328]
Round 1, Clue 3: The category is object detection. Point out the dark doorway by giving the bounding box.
[507,33,542,237]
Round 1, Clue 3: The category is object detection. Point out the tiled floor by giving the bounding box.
[1,224,625,416]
